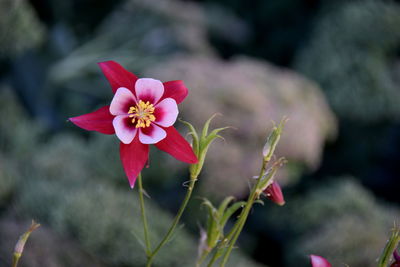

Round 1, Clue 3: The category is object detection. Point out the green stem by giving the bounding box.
[12,255,20,267]
[137,173,152,256]
[205,218,242,266]
[196,250,210,267]
[207,250,220,267]
[218,160,267,267]
[378,228,400,267]
[146,176,198,267]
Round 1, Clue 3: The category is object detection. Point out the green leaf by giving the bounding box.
[378,226,400,267]
[186,114,230,178]
[200,127,230,152]
[201,113,220,139]
[220,201,247,230]
[262,117,288,161]
[179,119,199,155]
[201,199,222,249]
[217,196,236,220]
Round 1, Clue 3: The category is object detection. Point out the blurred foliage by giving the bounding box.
[145,55,336,198]
[0,217,105,267]
[0,0,45,58]
[259,178,399,267]
[197,0,319,65]
[295,0,400,123]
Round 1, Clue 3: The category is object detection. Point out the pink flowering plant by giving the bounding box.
[57,61,400,267]
[7,60,400,267]
[67,60,290,266]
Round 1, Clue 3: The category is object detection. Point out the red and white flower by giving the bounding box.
[70,61,198,188]
[310,255,332,267]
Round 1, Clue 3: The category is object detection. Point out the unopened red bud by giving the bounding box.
[264,181,285,206]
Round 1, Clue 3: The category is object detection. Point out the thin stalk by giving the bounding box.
[137,173,152,256]
[218,160,267,267]
[12,256,20,267]
[207,250,221,267]
[196,250,210,267]
[146,176,198,267]
[206,160,267,267]
[378,228,400,267]
[205,219,242,266]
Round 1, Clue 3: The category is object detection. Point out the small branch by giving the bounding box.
[146,176,198,267]
[137,173,152,257]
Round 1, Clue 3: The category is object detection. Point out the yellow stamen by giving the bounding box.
[128,100,156,128]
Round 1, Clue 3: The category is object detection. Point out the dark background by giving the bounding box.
[1,0,400,266]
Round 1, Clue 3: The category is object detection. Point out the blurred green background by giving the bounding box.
[1,0,400,266]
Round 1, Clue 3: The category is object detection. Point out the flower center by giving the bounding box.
[128,100,156,128]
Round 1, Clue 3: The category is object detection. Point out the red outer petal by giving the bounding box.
[69,105,115,134]
[98,61,138,94]
[155,126,198,164]
[120,136,149,188]
[162,80,188,104]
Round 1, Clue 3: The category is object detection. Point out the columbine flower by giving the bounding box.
[69,61,198,187]
[264,181,285,206]
[310,255,332,267]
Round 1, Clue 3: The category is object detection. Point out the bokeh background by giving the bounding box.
[1,0,400,266]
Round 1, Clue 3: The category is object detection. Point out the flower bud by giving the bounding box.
[310,255,332,267]
[13,220,40,266]
[264,181,285,206]
[262,118,287,162]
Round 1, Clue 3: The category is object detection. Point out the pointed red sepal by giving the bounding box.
[310,255,332,267]
[69,105,115,134]
[155,126,198,164]
[98,61,138,94]
[264,181,285,206]
[162,80,189,104]
[120,136,149,188]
